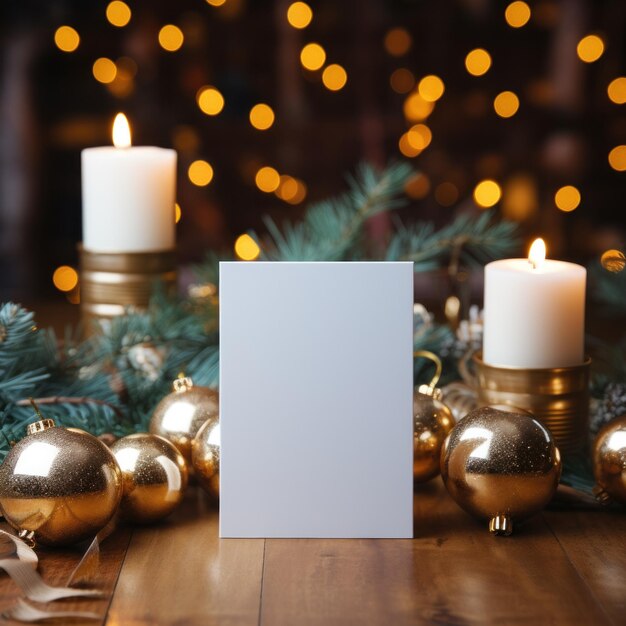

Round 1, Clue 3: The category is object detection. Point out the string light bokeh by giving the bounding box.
[0,0,624,301]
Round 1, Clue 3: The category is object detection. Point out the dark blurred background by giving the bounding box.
[0,0,625,303]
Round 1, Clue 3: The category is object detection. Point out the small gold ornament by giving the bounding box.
[593,414,626,505]
[0,403,122,546]
[440,405,562,535]
[110,433,188,524]
[191,418,220,499]
[413,351,455,484]
[149,375,219,463]
[600,249,625,273]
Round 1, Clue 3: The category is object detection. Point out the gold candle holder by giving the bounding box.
[79,245,177,329]
[473,353,591,456]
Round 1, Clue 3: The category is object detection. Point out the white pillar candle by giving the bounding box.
[483,238,586,369]
[82,114,176,253]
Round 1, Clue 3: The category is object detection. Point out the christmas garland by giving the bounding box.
[0,162,623,471]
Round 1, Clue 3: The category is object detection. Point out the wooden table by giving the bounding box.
[0,480,624,626]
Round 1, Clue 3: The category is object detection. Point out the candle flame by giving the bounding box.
[528,238,546,269]
[112,113,131,148]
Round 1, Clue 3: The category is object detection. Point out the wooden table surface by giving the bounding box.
[0,480,625,626]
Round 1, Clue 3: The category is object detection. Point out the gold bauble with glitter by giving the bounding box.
[440,406,562,535]
[191,418,220,499]
[412,351,455,484]
[110,433,188,524]
[413,394,455,483]
[593,415,626,505]
[0,414,122,546]
[149,376,219,463]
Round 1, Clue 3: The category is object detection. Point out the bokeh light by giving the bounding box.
[197,86,225,116]
[255,166,280,192]
[608,78,626,104]
[505,1,531,28]
[403,92,434,122]
[494,91,519,118]
[106,1,131,27]
[52,266,78,292]
[234,234,261,261]
[554,185,581,212]
[93,58,117,84]
[276,176,307,204]
[473,180,502,208]
[300,43,326,71]
[608,145,626,171]
[502,175,538,221]
[175,203,182,223]
[601,249,625,273]
[384,28,412,57]
[54,26,80,52]
[109,57,137,98]
[287,2,312,29]
[577,35,604,63]
[390,68,415,94]
[434,182,459,207]
[188,160,214,186]
[322,64,348,91]
[398,133,420,158]
[418,75,445,102]
[172,126,200,154]
[206,0,227,5]
[250,103,275,130]
[407,124,432,150]
[276,176,298,201]
[465,49,491,76]
[404,173,430,199]
[158,25,184,52]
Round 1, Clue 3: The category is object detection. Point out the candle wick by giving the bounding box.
[529,259,536,270]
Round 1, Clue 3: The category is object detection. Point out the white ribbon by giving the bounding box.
[0,528,110,622]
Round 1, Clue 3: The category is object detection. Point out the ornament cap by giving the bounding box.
[489,514,513,536]
[172,375,194,393]
[26,419,56,436]
[414,350,443,399]
[417,383,443,400]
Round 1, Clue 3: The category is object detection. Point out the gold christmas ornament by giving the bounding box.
[191,418,220,499]
[593,415,626,505]
[149,375,219,463]
[0,405,122,546]
[413,351,455,483]
[110,433,188,524]
[440,405,562,535]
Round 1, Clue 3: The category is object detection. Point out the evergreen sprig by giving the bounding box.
[259,162,413,261]
[589,260,626,316]
[386,210,520,271]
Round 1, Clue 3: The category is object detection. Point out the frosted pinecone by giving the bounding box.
[590,383,626,434]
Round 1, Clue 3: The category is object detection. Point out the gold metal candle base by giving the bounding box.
[79,245,177,329]
[473,353,590,456]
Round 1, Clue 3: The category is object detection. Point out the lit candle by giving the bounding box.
[483,238,586,368]
[82,113,177,252]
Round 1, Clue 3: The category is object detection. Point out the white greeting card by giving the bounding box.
[219,261,414,538]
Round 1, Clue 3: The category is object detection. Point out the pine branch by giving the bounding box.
[259,162,413,261]
[191,250,230,288]
[15,396,125,419]
[386,210,519,270]
[589,260,626,316]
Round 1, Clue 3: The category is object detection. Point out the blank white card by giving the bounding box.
[219,262,414,538]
